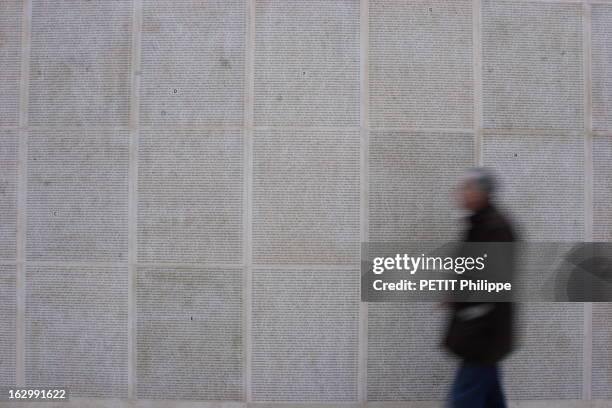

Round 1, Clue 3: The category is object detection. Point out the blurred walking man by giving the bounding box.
[444,167,516,408]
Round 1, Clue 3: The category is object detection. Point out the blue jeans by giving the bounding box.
[448,360,506,408]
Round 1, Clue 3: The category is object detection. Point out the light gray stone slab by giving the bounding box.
[369,0,473,129]
[29,0,132,126]
[501,303,583,399]
[26,129,129,262]
[482,134,584,241]
[0,0,21,126]
[593,135,612,242]
[368,303,583,401]
[0,265,15,387]
[139,0,245,126]
[0,130,18,261]
[592,303,612,399]
[25,265,128,397]
[254,0,359,126]
[136,266,243,400]
[482,1,583,130]
[592,5,612,132]
[368,131,474,242]
[137,130,243,264]
[367,303,455,400]
[251,268,359,402]
[252,129,360,264]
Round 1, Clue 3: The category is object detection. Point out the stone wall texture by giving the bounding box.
[1,0,611,407]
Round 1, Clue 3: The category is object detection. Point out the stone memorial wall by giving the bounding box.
[0,0,611,406]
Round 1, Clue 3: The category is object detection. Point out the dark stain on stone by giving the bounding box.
[231,334,241,350]
[43,180,51,186]
[220,57,231,68]
[276,94,283,102]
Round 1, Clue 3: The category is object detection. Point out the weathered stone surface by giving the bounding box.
[482,133,584,241]
[252,268,359,402]
[482,1,583,130]
[0,1,21,126]
[0,265,15,387]
[136,266,243,400]
[254,0,359,126]
[25,265,128,397]
[27,129,129,262]
[0,130,18,261]
[140,0,245,126]
[137,130,242,264]
[29,0,132,126]
[369,0,473,128]
[252,129,360,264]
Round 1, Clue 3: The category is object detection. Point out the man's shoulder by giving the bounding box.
[486,208,512,228]
[482,206,516,241]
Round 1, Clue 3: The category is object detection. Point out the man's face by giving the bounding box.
[458,181,487,211]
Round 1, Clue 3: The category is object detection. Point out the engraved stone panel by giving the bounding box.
[25,265,128,397]
[482,134,584,241]
[140,0,245,126]
[0,265,16,387]
[252,268,359,401]
[502,303,583,399]
[369,132,474,241]
[593,303,612,399]
[2,0,606,405]
[367,303,455,400]
[29,0,131,126]
[254,0,359,126]
[482,1,583,130]
[592,5,612,132]
[252,129,360,264]
[138,130,243,264]
[369,0,473,129]
[27,129,129,261]
[0,1,21,126]
[136,266,243,400]
[0,130,18,261]
[481,134,585,399]
[368,304,583,401]
[594,135,612,242]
